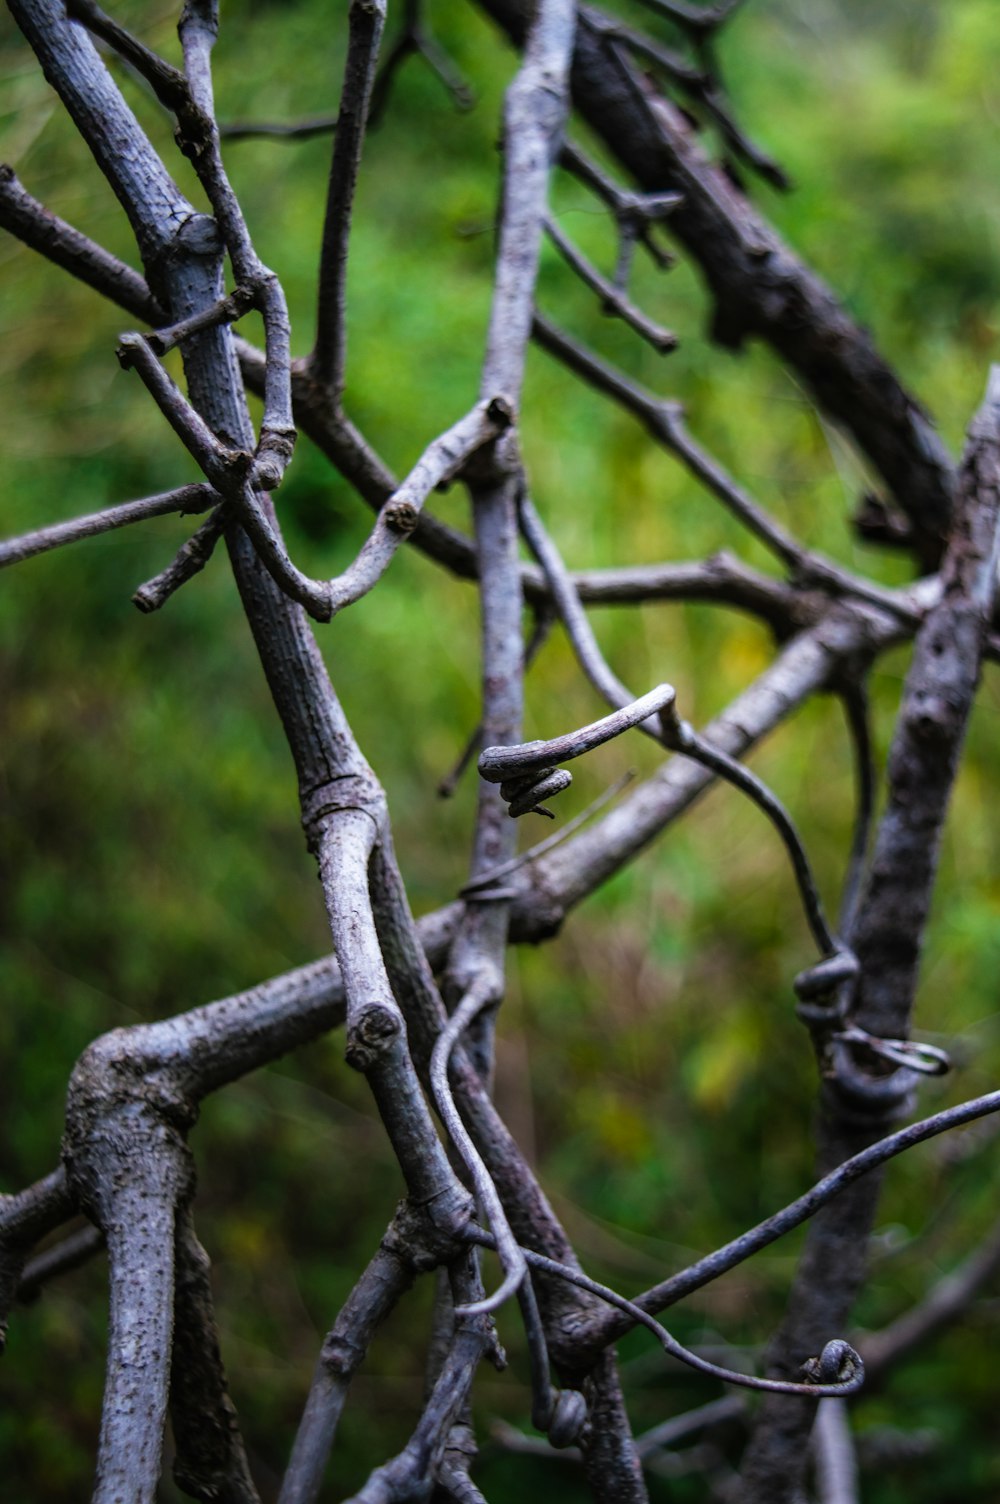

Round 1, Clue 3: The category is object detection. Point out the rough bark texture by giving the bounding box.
[2,3,998,1501]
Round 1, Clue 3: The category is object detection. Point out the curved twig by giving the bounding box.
[430,982,527,1317]
[464,1227,864,1399]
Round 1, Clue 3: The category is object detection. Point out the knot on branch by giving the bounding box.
[254,424,297,491]
[383,499,420,534]
[321,1331,367,1379]
[345,1002,403,1072]
[382,1196,476,1271]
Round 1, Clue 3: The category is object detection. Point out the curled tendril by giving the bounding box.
[464,1224,865,1400]
[479,684,675,818]
[802,1339,864,1388]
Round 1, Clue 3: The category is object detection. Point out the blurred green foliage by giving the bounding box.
[2,1,1000,1498]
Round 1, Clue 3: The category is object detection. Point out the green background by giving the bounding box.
[2,1,1000,1498]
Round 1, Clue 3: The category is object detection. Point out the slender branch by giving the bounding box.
[544,214,677,352]
[132,509,226,612]
[0,166,164,324]
[430,982,528,1317]
[66,0,188,110]
[532,314,923,625]
[446,0,575,1113]
[305,398,513,620]
[116,332,242,484]
[560,1085,1000,1354]
[837,682,876,940]
[311,0,386,393]
[313,807,468,1216]
[220,114,339,142]
[812,1399,859,1504]
[585,10,788,189]
[343,1312,491,1504]
[738,369,1000,1502]
[16,1223,105,1304]
[0,483,215,571]
[660,707,843,958]
[279,1223,414,1504]
[169,1208,260,1503]
[478,0,957,562]
[0,1168,75,1350]
[464,1228,865,1399]
[559,139,680,275]
[368,0,474,123]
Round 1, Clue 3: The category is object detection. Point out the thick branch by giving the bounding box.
[738,369,1000,1502]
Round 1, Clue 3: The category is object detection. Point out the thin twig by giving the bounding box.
[279,1225,414,1504]
[464,1227,864,1398]
[0,483,214,571]
[369,0,474,123]
[532,313,924,626]
[579,1085,1000,1352]
[16,1223,104,1303]
[311,0,387,393]
[559,139,680,275]
[812,1399,859,1504]
[132,510,226,613]
[837,681,875,940]
[544,214,677,352]
[430,981,527,1317]
[0,166,164,324]
[220,114,338,141]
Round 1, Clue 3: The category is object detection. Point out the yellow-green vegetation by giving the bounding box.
[2,2,1000,1499]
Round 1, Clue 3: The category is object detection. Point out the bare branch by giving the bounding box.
[479,0,958,562]
[559,139,680,276]
[0,482,215,571]
[369,0,474,123]
[565,1085,1000,1354]
[813,1399,859,1504]
[169,1209,260,1503]
[220,113,338,142]
[431,981,528,1317]
[0,166,164,323]
[584,9,788,189]
[544,214,677,352]
[16,1223,105,1304]
[532,314,924,626]
[132,509,226,613]
[740,374,1000,1501]
[279,1228,414,1504]
[464,1227,865,1399]
[0,1168,75,1350]
[311,0,387,393]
